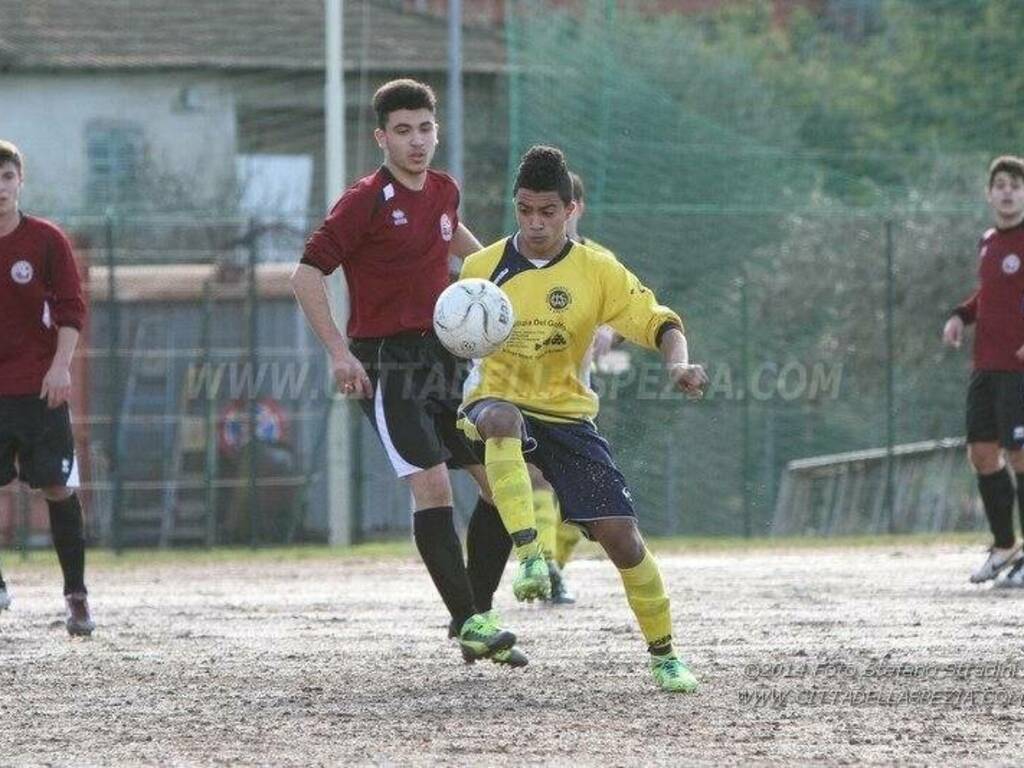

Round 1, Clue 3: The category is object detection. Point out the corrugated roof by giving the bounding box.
[0,0,506,73]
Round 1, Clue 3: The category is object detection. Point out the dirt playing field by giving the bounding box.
[2,541,1022,766]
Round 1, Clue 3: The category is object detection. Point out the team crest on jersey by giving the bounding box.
[391,209,408,226]
[547,287,572,312]
[10,260,33,285]
[1003,254,1021,275]
[440,213,453,242]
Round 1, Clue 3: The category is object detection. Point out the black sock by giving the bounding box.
[1015,474,1024,542]
[412,506,476,630]
[466,498,512,613]
[47,494,87,595]
[978,468,1016,549]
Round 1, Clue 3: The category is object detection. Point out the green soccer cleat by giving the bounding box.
[512,554,551,602]
[650,655,699,693]
[458,611,516,662]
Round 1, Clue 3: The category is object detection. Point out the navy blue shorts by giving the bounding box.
[462,400,637,529]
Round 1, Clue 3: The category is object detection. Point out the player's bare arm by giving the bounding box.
[659,327,708,397]
[40,327,78,409]
[449,222,483,259]
[290,263,372,398]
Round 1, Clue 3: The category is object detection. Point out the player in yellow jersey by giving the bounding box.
[458,146,708,692]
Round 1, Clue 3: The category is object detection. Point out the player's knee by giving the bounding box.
[589,519,645,569]
[475,403,523,440]
[408,464,453,508]
[968,442,1003,474]
[1008,450,1024,474]
[41,486,73,502]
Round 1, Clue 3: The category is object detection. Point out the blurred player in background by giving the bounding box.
[531,171,621,605]
[459,145,708,692]
[292,80,523,666]
[944,155,1024,587]
[0,139,94,636]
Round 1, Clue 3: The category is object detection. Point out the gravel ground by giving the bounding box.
[1,543,1022,766]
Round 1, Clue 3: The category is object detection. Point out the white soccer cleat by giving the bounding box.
[970,544,1022,584]
[995,557,1024,589]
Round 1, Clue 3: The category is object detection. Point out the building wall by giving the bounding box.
[1,73,238,214]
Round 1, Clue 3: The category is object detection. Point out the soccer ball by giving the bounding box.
[433,278,515,359]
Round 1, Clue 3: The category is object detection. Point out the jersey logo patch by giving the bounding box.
[391,209,408,226]
[1003,254,1020,275]
[440,213,453,242]
[10,260,33,285]
[383,183,395,202]
[535,331,569,353]
[547,287,572,311]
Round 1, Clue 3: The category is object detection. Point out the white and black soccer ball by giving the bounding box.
[433,278,515,359]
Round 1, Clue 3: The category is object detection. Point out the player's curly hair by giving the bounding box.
[372,79,436,129]
[513,145,573,205]
[989,155,1024,187]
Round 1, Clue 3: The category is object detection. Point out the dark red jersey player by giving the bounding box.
[945,155,1024,586]
[0,139,94,635]
[291,79,526,666]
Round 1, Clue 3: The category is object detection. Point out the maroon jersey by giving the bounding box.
[0,215,85,396]
[302,167,460,338]
[955,223,1024,371]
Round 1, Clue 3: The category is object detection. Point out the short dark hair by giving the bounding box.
[372,79,437,129]
[570,172,585,203]
[0,140,23,174]
[989,155,1024,187]
[513,145,573,205]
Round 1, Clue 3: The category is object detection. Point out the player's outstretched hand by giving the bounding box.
[942,316,964,349]
[669,363,708,400]
[39,364,72,409]
[331,348,373,399]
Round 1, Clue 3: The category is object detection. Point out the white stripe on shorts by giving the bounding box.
[373,381,423,478]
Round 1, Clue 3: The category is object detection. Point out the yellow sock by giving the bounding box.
[533,487,558,560]
[555,519,583,568]
[484,437,539,560]
[618,550,673,652]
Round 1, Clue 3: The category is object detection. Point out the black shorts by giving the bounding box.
[966,370,1024,449]
[350,332,481,477]
[0,396,78,489]
[461,399,637,530]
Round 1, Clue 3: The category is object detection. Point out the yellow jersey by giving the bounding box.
[459,236,683,422]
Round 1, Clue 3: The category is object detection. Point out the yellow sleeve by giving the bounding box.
[459,240,504,281]
[459,252,485,280]
[598,257,683,351]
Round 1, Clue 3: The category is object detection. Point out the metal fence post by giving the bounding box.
[105,211,123,553]
[201,280,217,548]
[246,219,260,548]
[885,218,896,533]
[740,270,752,538]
